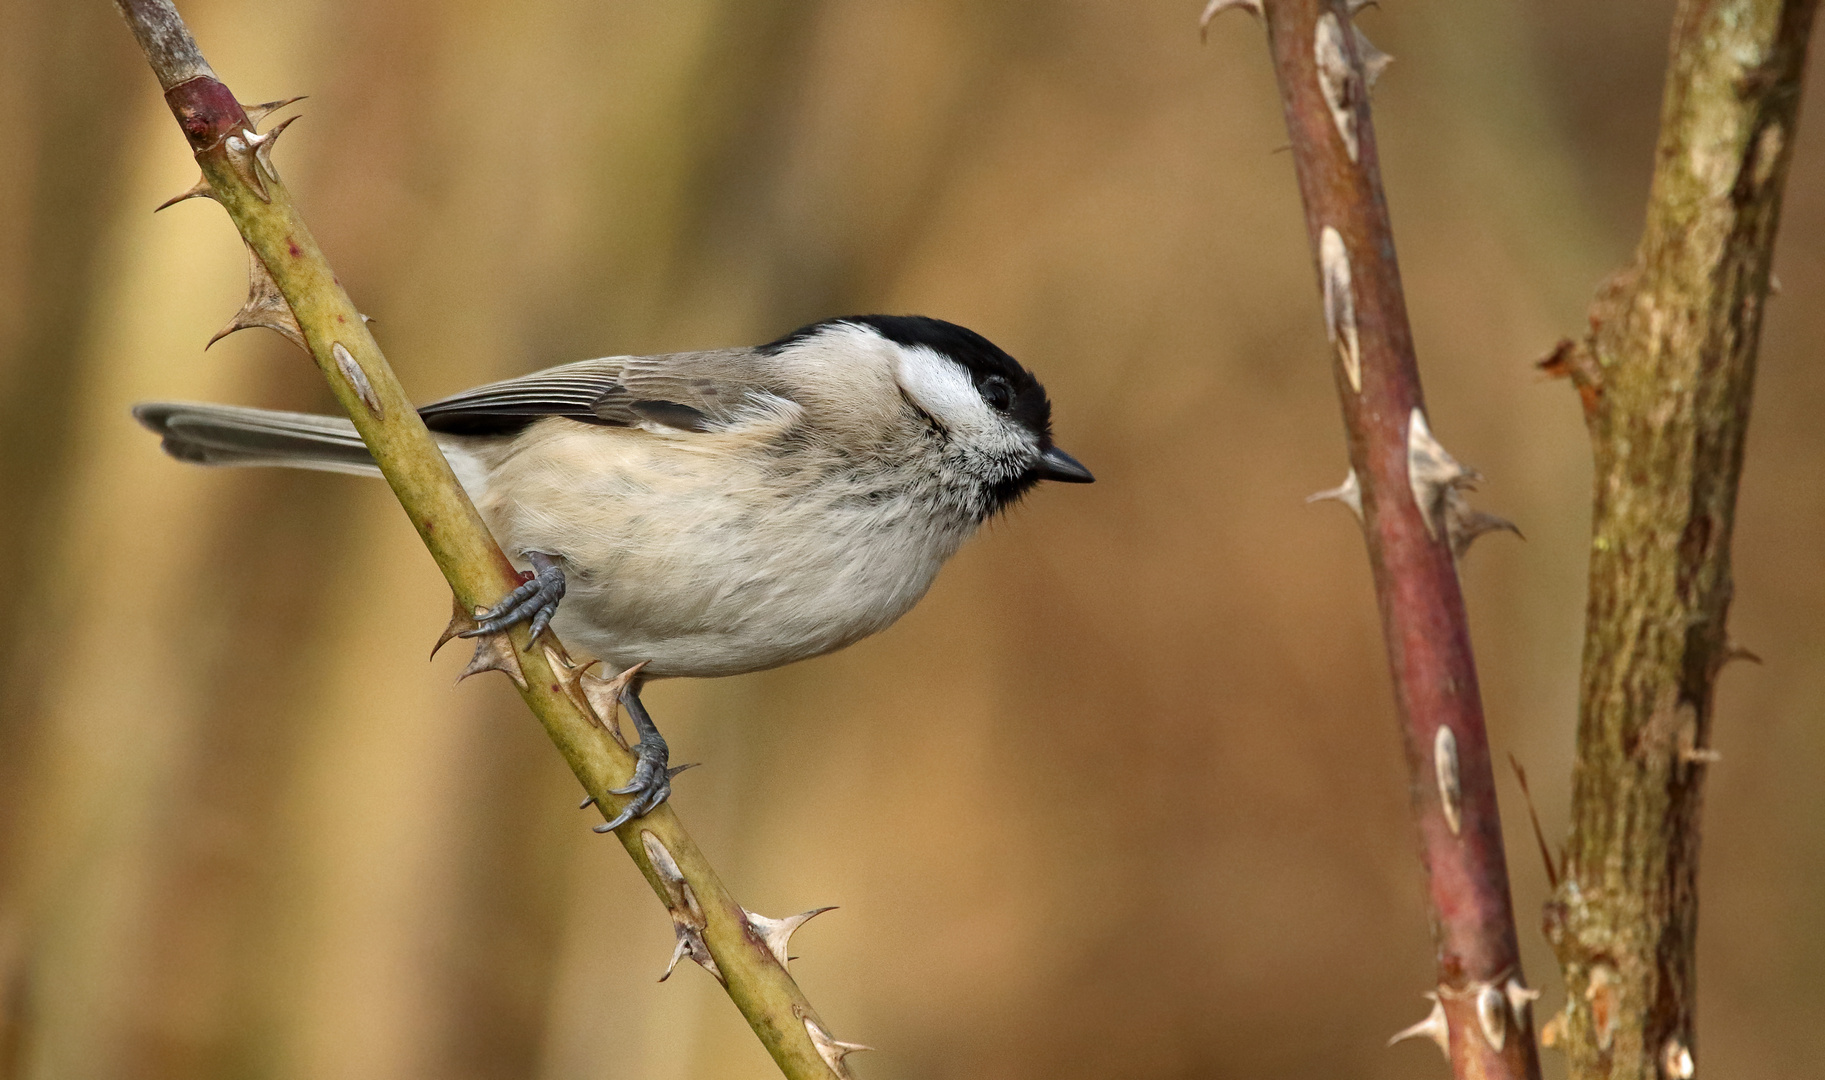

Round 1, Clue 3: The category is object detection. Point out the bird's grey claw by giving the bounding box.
[594,777,672,833]
[606,737,669,798]
[592,685,679,833]
[460,551,565,640]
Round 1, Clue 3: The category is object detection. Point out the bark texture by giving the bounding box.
[1543,3,1818,1078]
[1252,2,1544,1078]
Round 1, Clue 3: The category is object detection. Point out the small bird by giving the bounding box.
[136,314,1092,828]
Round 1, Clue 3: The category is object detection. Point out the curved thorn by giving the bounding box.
[456,632,526,689]
[207,240,304,351]
[1198,0,1263,41]
[249,113,300,186]
[1388,993,1449,1058]
[659,937,690,981]
[155,173,213,211]
[744,906,837,968]
[432,592,480,659]
[1306,467,1363,521]
[802,1015,873,1076]
[241,94,307,128]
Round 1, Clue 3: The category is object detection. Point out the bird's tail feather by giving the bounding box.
[133,402,382,477]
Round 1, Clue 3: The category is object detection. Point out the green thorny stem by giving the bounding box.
[112,3,863,1077]
[1537,2,1817,1078]
[1207,1,1544,1078]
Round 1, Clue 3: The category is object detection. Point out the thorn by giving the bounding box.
[1535,337,1603,419]
[1475,983,1508,1052]
[207,241,306,352]
[458,630,527,689]
[641,832,684,890]
[1306,467,1362,521]
[1434,726,1462,836]
[1319,227,1360,391]
[241,94,306,129]
[221,131,269,202]
[1536,338,1576,379]
[800,1012,873,1078]
[659,936,692,981]
[579,794,596,810]
[360,312,376,325]
[1506,752,1560,890]
[1387,993,1448,1058]
[641,831,723,984]
[1446,499,1523,561]
[1662,1038,1695,1079]
[1390,409,1517,561]
[1347,0,1378,12]
[1198,0,1262,40]
[1769,271,1783,296]
[1724,640,1763,666]
[1505,977,1541,1019]
[332,342,384,419]
[155,173,214,212]
[642,838,690,897]
[743,906,837,969]
[542,645,597,716]
[579,661,649,748]
[1352,25,1394,91]
[543,644,582,683]
[1406,409,1475,541]
[432,592,480,659]
[1314,13,1361,162]
[244,113,300,189]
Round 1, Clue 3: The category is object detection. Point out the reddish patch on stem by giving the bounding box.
[163,76,248,151]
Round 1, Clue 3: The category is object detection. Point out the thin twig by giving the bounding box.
[111,3,860,1077]
[1541,3,1818,1077]
[1506,753,1559,893]
[1211,2,1543,1076]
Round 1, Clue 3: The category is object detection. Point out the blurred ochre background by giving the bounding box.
[2,2,1822,1078]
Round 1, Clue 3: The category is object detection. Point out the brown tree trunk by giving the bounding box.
[1541,3,1818,1078]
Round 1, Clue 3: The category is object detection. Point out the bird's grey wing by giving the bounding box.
[417,349,789,436]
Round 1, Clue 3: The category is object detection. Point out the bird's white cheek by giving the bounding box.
[895,345,994,432]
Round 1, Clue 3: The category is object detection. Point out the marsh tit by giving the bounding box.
[135,314,1093,828]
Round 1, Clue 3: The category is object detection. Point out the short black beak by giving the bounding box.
[1033,445,1095,483]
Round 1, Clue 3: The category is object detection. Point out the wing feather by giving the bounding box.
[417,349,788,435]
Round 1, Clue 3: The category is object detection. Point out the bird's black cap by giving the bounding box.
[765,314,1054,443]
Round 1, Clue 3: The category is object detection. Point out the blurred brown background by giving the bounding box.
[2,1,1821,1078]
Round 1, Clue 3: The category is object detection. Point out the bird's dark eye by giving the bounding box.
[981,376,1014,413]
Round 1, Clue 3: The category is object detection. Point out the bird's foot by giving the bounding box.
[594,684,695,833]
[461,551,565,642]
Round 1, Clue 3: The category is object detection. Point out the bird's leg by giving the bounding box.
[461,551,566,642]
[594,681,694,833]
